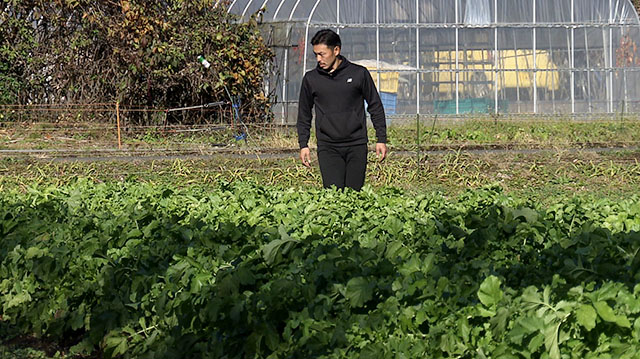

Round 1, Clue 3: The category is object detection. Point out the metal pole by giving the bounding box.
[302,0,322,76]
[116,101,122,150]
[336,0,340,34]
[571,0,575,114]
[416,0,420,164]
[290,0,302,21]
[455,0,459,114]
[513,34,521,112]
[494,0,498,114]
[298,0,323,125]
[603,26,610,113]
[623,35,628,114]
[282,30,289,125]
[416,113,420,166]
[273,0,288,20]
[241,0,255,19]
[609,0,614,113]
[416,0,420,116]
[533,0,537,113]
[259,0,269,13]
[228,0,239,12]
[286,1,303,125]
[549,26,556,112]
[376,0,381,90]
[585,27,592,112]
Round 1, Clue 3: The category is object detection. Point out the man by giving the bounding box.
[297,29,388,191]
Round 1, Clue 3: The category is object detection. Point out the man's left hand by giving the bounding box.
[376,143,387,161]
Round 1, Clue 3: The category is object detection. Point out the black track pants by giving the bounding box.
[317,144,368,191]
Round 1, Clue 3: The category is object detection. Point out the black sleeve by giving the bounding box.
[361,69,387,143]
[296,75,313,149]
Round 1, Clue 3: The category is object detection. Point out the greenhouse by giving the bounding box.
[221,0,640,123]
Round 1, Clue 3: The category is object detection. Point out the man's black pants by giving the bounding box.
[317,144,367,191]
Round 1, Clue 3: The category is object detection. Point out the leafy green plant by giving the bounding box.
[1,180,640,357]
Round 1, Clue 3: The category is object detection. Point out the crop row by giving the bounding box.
[1,180,639,358]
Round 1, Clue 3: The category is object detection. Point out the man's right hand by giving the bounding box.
[300,147,311,168]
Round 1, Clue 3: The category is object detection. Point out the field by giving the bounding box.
[3,115,640,152]
[1,118,640,358]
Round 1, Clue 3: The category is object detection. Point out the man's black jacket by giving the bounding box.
[297,55,387,149]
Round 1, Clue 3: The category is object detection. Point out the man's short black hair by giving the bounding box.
[311,29,341,48]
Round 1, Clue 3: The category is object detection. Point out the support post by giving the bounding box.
[416,113,420,168]
[116,101,122,150]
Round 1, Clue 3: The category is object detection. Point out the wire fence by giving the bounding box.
[0,103,296,151]
[2,103,640,160]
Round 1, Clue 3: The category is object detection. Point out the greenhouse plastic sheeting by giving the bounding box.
[220,0,640,122]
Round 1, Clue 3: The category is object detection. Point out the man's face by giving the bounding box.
[313,44,340,70]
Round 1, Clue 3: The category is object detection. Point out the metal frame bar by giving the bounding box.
[603,16,611,112]
[258,0,270,14]
[336,0,340,33]
[623,27,629,110]
[571,0,575,113]
[228,0,239,12]
[376,0,381,90]
[309,67,640,73]
[585,26,592,112]
[494,0,498,114]
[303,0,323,77]
[548,26,556,112]
[241,0,255,18]
[533,0,537,112]
[261,21,640,30]
[289,0,302,21]
[273,0,288,20]
[455,0,459,114]
[609,0,614,112]
[282,32,289,125]
[513,31,521,112]
[416,0,420,115]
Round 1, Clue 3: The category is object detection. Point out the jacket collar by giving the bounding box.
[317,55,349,77]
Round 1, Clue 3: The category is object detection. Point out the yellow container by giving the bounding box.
[500,50,560,91]
[432,49,560,96]
[369,70,399,93]
[353,60,401,94]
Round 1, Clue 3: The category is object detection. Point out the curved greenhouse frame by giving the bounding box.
[220,0,640,123]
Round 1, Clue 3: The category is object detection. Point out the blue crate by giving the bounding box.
[380,91,397,115]
[365,92,396,126]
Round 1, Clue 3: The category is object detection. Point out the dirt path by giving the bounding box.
[1,145,639,162]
